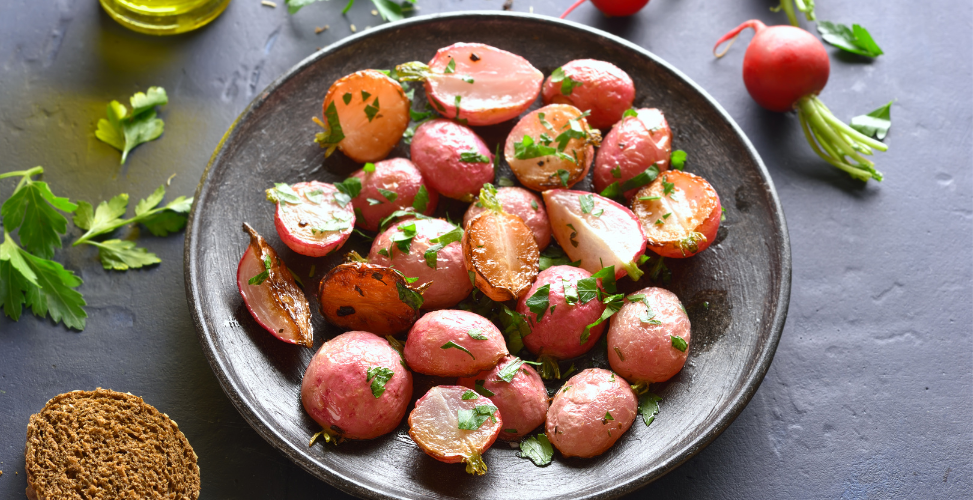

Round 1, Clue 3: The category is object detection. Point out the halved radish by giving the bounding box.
[237,223,313,347]
[408,385,502,475]
[593,108,672,201]
[464,186,551,250]
[316,69,411,163]
[463,185,540,302]
[317,261,423,335]
[267,181,355,257]
[396,43,543,126]
[631,170,721,258]
[543,190,647,280]
[504,104,598,192]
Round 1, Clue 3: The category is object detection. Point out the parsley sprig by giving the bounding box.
[95,87,168,164]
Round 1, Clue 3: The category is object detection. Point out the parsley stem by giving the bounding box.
[72,206,167,246]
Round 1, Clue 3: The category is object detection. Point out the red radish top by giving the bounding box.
[423,43,544,126]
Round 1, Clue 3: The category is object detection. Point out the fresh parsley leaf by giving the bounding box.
[266,183,302,205]
[462,390,479,400]
[538,112,555,131]
[90,239,160,271]
[671,335,688,352]
[377,188,398,202]
[554,118,587,151]
[513,135,575,164]
[591,265,617,293]
[525,284,551,321]
[518,434,554,466]
[378,209,432,232]
[395,280,423,311]
[460,150,490,163]
[2,177,77,259]
[550,67,583,95]
[671,150,687,170]
[474,379,495,397]
[575,277,599,304]
[412,185,429,213]
[562,279,578,305]
[314,101,345,150]
[638,392,662,426]
[622,108,639,119]
[851,101,893,140]
[391,223,417,253]
[622,166,660,192]
[424,226,463,269]
[497,357,526,383]
[467,328,489,340]
[579,194,594,214]
[370,0,415,22]
[441,340,475,359]
[498,305,529,354]
[817,21,884,58]
[457,404,498,430]
[611,165,622,178]
[342,92,353,105]
[363,162,376,173]
[0,229,86,330]
[580,292,624,343]
[364,97,380,123]
[566,223,579,247]
[334,177,363,207]
[366,366,395,398]
[662,176,675,196]
[95,87,167,164]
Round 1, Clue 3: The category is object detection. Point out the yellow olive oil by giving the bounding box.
[100,0,231,35]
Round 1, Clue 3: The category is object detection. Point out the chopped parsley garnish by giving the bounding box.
[367,198,383,206]
[248,256,272,285]
[266,183,302,205]
[671,335,688,352]
[423,226,463,269]
[461,390,479,400]
[310,213,353,233]
[638,392,662,426]
[460,150,491,163]
[396,279,423,311]
[622,108,638,119]
[314,101,345,150]
[441,340,475,359]
[474,379,495,397]
[550,67,583,95]
[627,293,662,325]
[444,57,456,73]
[361,90,371,101]
[593,208,604,217]
[497,357,527,383]
[581,292,625,344]
[662,175,675,196]
[525,284,552,321]
[575,277,600,304]
[342,92,352,105]
[378,248,390,257]
[604,411,615,422]
[566,223,579,247]
[513,135,574,163]
[460,75,474,84]
[591,265,617,293]
[304,188,326,205]
[579,194,594,214]
[518,433,554,466]
[538,112,555,131]
[467,328,489,340]
[554,117,587,151]
[364,97,380,122]
[671,150,687,170]
[363,162,376,173]
[377,188,397,202]
[538,245,580,271]
[366,366,394,398]
[531,199,539,211]
[611,165,622,178]
[413,185,429,213]
[457,404,498,430]
[562,279,579,305]
[639,195,661,201]
[721,206,726,222]
[333,177,362,207]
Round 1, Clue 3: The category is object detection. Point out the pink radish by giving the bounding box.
[349,158,438,232]
[608,287,691,384]
[714,20,887,181]
[267,181,355,257]
[593,108,672,201]
[237,223,313,347]
[542,189,646,280]
[545,368,638,458]
[541,59,636,130]
[561,0,650,19]
[410,119,495,201]
[408,385,503,475]
[396,43,544,126]
[457,356,549,441]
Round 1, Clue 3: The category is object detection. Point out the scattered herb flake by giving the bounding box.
[441,340,475,359]
[550,67,583,95]
[579,194,594,214]
[638,392,662,426]
[461,390,479,400]
[377,188,398,202]
[467,328,489,340]
[670,150,687,170]
[525,284,552,321]
[566,223,579,247]
[460,150,491,163]
[364,97,380,122]
[423,226,463,269]
[457,404,498,430]
[363,162,376,173]
[518,433,554,466]
[497,357,526,383]
[444,57,456,74]
[671,335,688,352]
[622,108,638,119]
[395,280,423,311]
[474,379,495,397]
[366,366,394,398]
[342,92,353,105]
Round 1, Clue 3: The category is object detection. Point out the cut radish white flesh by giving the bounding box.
[408,385,502,475]
[543,189,646,280]
[237,223,313,347]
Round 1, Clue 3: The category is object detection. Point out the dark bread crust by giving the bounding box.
[25,388,200,500]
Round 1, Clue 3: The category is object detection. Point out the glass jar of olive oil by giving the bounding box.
[100,0,232,35]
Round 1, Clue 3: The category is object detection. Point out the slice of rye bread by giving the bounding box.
[24,388,200,500]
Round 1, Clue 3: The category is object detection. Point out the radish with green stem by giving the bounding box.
[714,20,888,182]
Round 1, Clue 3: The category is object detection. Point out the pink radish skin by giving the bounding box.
[542,59,636,130]
[546,368,637,458]
[424,43,544,126]
[237,223,313,347]
[272,181,355,257]
[301,331,413,440]
[408,385,502,473]
[410,119,495,201]
[543,189,646,279]
[593,108,672,200]
[350,158,439,232]
[368,218,472,310]
[517,266,607,360]
[457,356,549,441]
[561,0,651,19]
[463,187,551,250]
[404,310,509,377]
[608,287,691,383]
[504,104,596,192]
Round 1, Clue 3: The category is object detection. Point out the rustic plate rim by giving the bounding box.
[184,10,792,500]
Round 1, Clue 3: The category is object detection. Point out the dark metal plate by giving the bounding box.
[184,11,790,500]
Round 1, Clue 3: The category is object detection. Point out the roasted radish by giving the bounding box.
[543,190,646,280]
[542,60,636,130]
[408,385,502,475]
[349,158,438,232]
[316,69,411,163]
[504,104,598,192]
[266,181,355,257]
[593,108,672,200]
[546,368,637,458]
[237,223,313,347]
[463,184,540,302]
[458,355,550,441]
[404,310,508,377]
[368,217,471,310]
[317,261,423,335]
[631,170,721,258]
[396,43,544,126]
[301,331,413,440]
[463,186,551,250]
[608,287,691,384]
[518,265,607,361]
[410,119,495,201]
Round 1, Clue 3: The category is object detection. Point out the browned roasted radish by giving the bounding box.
[504,104,598,191]
[463,184,540,302]
[632,170,722,258]
[316,70,411,163]
[317,261,424,335]
[408,385,502,475]
[237,223,313,347]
